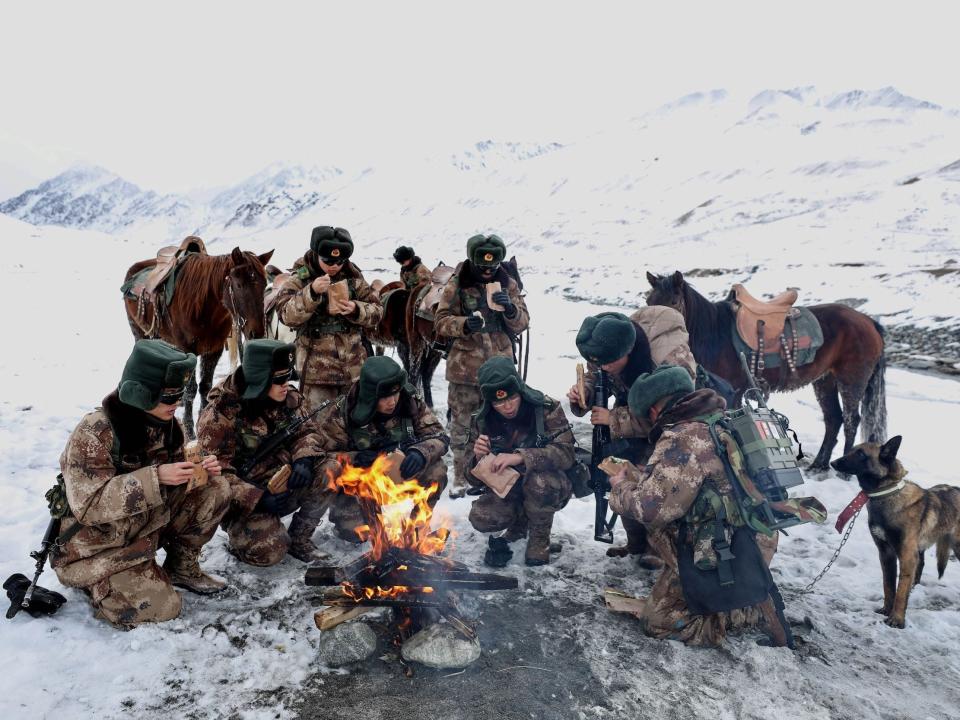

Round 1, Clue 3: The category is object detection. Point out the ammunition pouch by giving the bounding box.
[567,447,593,498]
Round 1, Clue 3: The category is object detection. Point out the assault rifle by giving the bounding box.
[588,369,618,543]
[238,400,331,478]
[5,517,67,620]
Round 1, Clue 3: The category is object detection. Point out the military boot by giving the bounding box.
[524,513,554,566]
[606,516,648,558]
[757,593,795,649]
[163,547,226,595]
[287,514,330,563]
[483,536,513,568]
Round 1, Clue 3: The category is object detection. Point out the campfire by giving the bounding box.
[306,454,517,642]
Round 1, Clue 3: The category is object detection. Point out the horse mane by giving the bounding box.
[174,253,234,317]
[682,281,735,367]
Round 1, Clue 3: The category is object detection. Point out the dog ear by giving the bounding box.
[879,435,902,462]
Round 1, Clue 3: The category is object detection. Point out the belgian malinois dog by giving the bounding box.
[831,436,960,628]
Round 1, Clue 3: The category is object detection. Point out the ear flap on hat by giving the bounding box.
[118,380,157,411]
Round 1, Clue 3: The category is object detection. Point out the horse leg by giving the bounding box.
[198,349,223,410]
[838,379,868,456]
[182,371,198,440]
[421,350,442,409]
[810,374,843,471]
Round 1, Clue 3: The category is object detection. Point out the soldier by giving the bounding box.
[393,245,432,290]
[51,340,230,628]
[569,309,696,566]
[466,357,575,567]
[434,234,529,498]
[607,365,789,647]
[197,339,339,565]
[276,226,384,410]
[317,355,449,541]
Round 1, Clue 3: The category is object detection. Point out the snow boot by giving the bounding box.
[524,513,554,566]
[287,514,330,563]
[163,547,226,595]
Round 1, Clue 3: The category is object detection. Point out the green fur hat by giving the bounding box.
[476,357,544,418]
[241,339,295,399]
[628,364,695,419]
[575,312,637,365]
[310,226,353,261]
[351,356,412,426]
[466,234,506,268]
[118,340,197,411]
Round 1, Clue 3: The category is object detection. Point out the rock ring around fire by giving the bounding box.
[401,622,482,669]
[317,622,379,667]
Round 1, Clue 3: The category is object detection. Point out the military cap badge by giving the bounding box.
[331,248,341,257]
[484,252,494,262]
[495,389,508,399]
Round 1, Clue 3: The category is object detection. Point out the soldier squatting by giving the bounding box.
[22,225,804,649]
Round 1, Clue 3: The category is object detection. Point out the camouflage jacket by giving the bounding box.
[572,306,697,440]
[400,259,432,290]
[316,382,449,466]
[434,262,529,385]
[275,253,384,386]
[197,370,334,516]
[51,392,187,587]
[609,390,732,568]
[466,398,575,485]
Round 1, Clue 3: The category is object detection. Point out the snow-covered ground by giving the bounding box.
[1,204,959,719]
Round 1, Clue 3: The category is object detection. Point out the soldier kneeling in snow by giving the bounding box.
[607,366,789,647]
[51,340,231,628]
[467,357,576,567]
[198,340,340,565]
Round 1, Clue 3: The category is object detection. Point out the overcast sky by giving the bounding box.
[1,1,957,196]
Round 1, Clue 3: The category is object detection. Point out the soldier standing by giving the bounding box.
[197,339,339,565]
[434,234,529,498]
[276,226,384,409]
[607,365,789,647]
[393,245,432,290]
[51,340,230,628]
[316,356,450,541]
[466,357,575,567]
[569,309,696,565]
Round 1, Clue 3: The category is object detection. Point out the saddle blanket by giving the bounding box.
[731,306,824,369]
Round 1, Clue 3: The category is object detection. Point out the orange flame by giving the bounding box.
[329,453,451,561]
[341,584,436,601]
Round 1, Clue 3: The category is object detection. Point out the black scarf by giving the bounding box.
[102,390,184,465]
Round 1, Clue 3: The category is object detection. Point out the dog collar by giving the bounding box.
[866,479,906,498]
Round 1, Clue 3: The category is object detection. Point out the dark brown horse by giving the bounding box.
[645,271,886,470]
[123,246,273,436]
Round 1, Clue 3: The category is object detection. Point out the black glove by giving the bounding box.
[464,315,484,334]
[399,449,427,480]
[255,490,291,515]
[289,458,314,489]
[491,290,516,317]
[353,449,380,468]
[4,573,67,619]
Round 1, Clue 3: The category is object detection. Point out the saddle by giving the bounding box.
[123,236,207,336]
[415,264,455,321]
[130,236,208,301]
[264,271,291,316]
[731,283,798,351]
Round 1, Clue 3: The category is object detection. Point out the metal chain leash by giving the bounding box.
[799,506,862,594]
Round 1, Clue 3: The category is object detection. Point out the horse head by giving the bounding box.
[645,270,688,318]
[224,247,274,340]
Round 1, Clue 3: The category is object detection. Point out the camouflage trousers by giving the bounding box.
[447,382,482,488]
[468,469,572,533]
[225,485,335,566]
[302,383,352,412]
[82,476,231,628]
[641,529,780,646]
[331,460,448,542]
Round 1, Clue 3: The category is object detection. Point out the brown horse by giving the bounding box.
[123,246,273,436]
[645,271,886,470]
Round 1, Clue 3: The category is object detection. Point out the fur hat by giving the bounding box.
[466,234,506,268]
[476,357,544,418]
[393,246,415,263]
[310,226,353,261]
[351,356,411,426]
[241,339,295,399]
[118,340,197,411]
[628,364,695,419]
[575,312,637,365]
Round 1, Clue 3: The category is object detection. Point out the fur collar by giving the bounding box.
[102,389,183,460]
[649,389,726,443]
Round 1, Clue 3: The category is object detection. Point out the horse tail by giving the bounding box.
[860,319,887,443]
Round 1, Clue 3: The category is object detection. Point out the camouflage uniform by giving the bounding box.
[197,371,339,566]
[276,253,383,409]
[316,381,449,540]
[401,258,432,290]
[572,307,697,556]
[52,392,231,628]
[435,262,529,489]
[609,389,779,646]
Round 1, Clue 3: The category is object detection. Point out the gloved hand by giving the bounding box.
[353,449,381,468]
[255,490,291,515]
[464,315,484,334]
[4,573,67,619]
[289,458,314,489]
[399,449,427,480]
[491,290,516,317]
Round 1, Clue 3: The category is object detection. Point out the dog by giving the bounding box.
[831,436,960,628]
